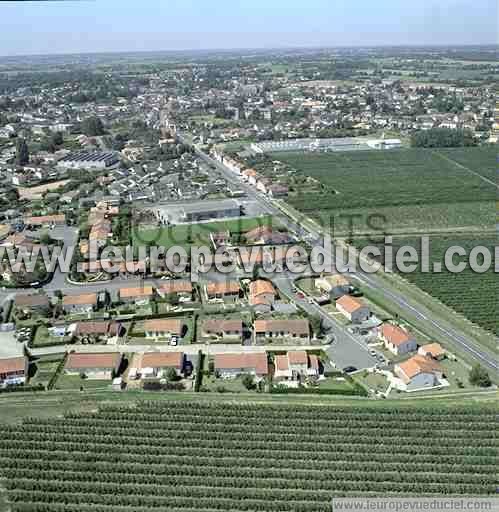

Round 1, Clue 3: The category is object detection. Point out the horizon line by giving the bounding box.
[0,42,497,60]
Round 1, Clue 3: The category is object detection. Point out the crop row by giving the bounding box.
[2,431,495,455]
[1,456,494,478]
[2,445,495,468]
[9,421,495,443]
[49,413,498,434]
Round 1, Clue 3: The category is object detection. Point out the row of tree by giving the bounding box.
[411,127,477,147]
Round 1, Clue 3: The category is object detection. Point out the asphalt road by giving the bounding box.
[272,273,377,370]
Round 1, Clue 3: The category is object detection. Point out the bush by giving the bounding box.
[194,350,204,392]
[270,384,367,397]
[469,364,492,388]
[0,383,45,394]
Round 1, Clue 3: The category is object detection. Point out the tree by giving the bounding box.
[242,373,255,390]
[411,128,476,148]
[15,138,29,165]
[469,364,491,388]
[309,315,323,337]
[81,116,105,136]
[51,131,63,146]
[165,292,179,306]
[39,232,52,245]
[165,367,178,382]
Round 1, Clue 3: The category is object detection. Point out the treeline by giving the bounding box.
[411,128,477,148]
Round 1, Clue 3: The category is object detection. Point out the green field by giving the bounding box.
[0,401,496,511]
[133,215,277,249]
[354,235,498,334]
[276,147,496,234]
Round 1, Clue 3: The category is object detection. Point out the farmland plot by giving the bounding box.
[277,147,495,233]
[0,401,497,511]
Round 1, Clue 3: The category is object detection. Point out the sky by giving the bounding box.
[0,0,497,56]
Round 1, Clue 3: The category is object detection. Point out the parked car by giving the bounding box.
[343,366,357,374]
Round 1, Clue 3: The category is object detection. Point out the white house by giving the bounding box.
[274,351,319,381]
[129,352,184,380]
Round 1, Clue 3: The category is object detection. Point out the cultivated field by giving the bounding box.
[0,401,496,511]
[277,147,496,234]
[353,235,498,334]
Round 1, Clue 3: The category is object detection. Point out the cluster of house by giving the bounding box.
[0,346,318,387]
[210,225,293,251]
[212,151,289,199]
[379,322,446,390]
[201,317,310,344]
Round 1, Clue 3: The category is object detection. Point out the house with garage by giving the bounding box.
[395,355,444,391]
[335,295,370,324]
[143,319,184,340]
[0,355,28,387]
[128,352,185,380]
[119,286,154,305]
[62,293,98,314]
[249,279,276,314]
[380,323,418,356]
[418,343,446,361]
[64,352,122,380]
[273,350,319,382]
[205,280,241,303]
[214,352,268,380]
[201,319,243,342]
[254,319,310,343]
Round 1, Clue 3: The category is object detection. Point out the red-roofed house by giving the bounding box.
[380,323,417,355]
[201,319,243,342]
[395,355,444,391]
[214,353,268,380]
[418,343,446,361]
[249,279,276,314]
[64,352,122,380]
[274,351,319,381]
[129,352,185,380]
[143,319,183,340]
[335,295,370,324]
[254,319,310,343]
[205,281,241,303]
[0,356,28,387]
